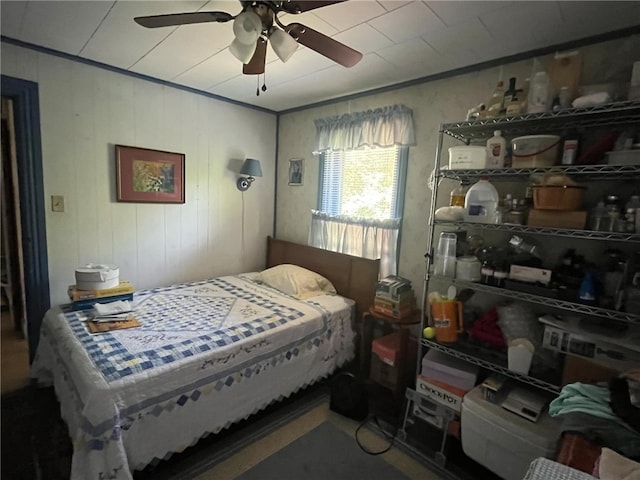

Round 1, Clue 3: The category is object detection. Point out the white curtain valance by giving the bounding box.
[313,104,415,154]
[308,210,401,278]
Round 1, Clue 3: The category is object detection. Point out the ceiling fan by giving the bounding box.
[134,1,363,76]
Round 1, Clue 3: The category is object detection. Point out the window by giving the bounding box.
[318,146,408,219]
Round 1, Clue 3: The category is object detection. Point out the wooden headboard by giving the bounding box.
[265,236,380,319]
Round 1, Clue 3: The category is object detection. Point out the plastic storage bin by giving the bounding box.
[421,349,478,391]
[448,146,486,170]
[461,385,562,480]
[512,135,560,168]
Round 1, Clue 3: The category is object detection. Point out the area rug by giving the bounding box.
[235,421,410,480]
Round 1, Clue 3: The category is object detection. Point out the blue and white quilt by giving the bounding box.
[32,274,355,480]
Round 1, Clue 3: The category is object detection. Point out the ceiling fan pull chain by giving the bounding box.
[262,72,267,92]
[256,76,260,96]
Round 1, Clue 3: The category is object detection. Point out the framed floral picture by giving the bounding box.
[288,158,303,186]
[116,145,185,203]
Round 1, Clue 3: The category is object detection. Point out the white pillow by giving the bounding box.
[255,264,336,300]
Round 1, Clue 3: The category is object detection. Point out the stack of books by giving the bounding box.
[68,280,135,311]
[373,275,415,319]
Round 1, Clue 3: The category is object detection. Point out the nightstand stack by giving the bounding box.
[361,276,420,404]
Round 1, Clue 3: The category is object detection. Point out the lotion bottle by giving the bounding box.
[486,130,507,168]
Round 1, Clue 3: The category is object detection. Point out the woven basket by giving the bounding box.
[532,185,585,210]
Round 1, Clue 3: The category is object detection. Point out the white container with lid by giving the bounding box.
[448,146,486,170]
[455,256,482,282]
[75,264,120,290]
[464,177,499,223]
[461,384,562,480]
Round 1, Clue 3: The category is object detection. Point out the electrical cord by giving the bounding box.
[354,414,397,455]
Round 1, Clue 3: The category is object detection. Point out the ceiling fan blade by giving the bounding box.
[286,23,362,67]
[243,39,267,75]
[134,11,234,28]
[279,1,346,14]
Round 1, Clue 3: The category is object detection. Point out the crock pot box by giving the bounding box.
[461,385,561,480]
[75,264,120,290]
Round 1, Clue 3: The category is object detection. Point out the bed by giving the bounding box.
[31,237,380,480]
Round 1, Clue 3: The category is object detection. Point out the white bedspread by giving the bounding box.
[31,274,355,480]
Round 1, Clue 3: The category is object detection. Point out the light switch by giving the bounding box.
[51,195,65,212]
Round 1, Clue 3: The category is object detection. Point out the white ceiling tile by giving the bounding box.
[368,1,446,43]
[426,1,514,26]
[311,0,387,32]
[1,1,28,39]
[377,1,412,12]
[81,1,206,69]
[129,22,234,80]
[11,1,113,54]
[277,11,339,36]
[422,18,493,56]
[334,23,394,55]
[480,2,560,47]
[376,37,439,68]
[174,48,242,90]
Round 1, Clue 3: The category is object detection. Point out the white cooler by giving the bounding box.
[461,385,562,480]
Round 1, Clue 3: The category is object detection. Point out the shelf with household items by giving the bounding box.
[419,337,561,394]
[441,100,640,143]
[438,163,640,182]
[429,275,640,325]
[433,220,640,243]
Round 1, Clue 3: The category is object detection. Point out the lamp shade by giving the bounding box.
[233,11,262,45]
[240,158,263,177]
[230,38,257,64]
[270,28,298,63]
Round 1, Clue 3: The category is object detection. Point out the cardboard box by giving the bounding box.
[527,209,587,229]
[509,265,552,285]
[416,374,465,412]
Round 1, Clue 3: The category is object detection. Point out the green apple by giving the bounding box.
[423,326,436,339]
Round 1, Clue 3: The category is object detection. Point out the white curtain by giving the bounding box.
[313,104,415,154]
[309,210,401,278]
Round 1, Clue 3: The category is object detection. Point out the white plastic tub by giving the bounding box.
[512,135,560,168]
[448,146,486,170]
[461,385,561,480]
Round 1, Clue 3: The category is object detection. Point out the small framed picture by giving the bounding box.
[116,145,185,203]
[288,158,303,186]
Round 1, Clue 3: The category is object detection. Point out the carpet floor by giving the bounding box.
[1,379,443,480]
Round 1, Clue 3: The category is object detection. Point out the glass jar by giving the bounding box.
[456,256,482,282]
[450,181,470,207]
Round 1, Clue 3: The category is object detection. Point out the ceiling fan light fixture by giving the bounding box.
[270,28,298,63]
[232,11,262,44]
[230,38,258,64]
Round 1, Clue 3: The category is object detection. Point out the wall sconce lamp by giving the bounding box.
[237,158,263,191]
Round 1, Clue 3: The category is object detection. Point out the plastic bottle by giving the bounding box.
[486,130,507,168]
[486,80,505,118]
[589,201,608,231]
[503,77,518,106]
[464,177,499,224]
[450,180,470,207]
[527,68,550,114]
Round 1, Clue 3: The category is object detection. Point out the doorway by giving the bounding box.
[1,75,50,365]
[1,98,30,393]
